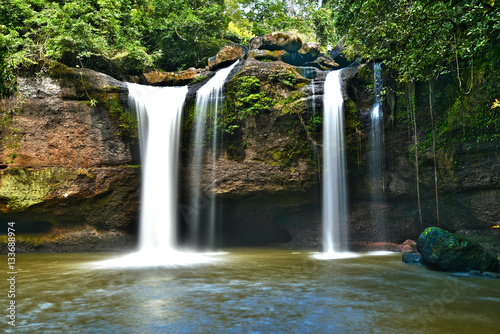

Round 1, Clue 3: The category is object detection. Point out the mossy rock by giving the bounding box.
[417,226,499,272]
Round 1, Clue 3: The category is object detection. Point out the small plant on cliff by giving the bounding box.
[230,76,272,119]
[0,107,21,164]
[0,48,17,99]
[492,99,500,109]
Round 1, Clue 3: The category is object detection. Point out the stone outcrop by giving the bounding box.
[208,44,247,71]
[180,58,317,199]
[131,67,208,86]
[248,32,337,68]
[417,227,498,272]
[260,32,302,53]
[0,63,140,252]
[298,42,321,62]
[304,56,339,70]
[248,49,288,62]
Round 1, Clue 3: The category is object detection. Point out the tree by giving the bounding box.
[331,0,499,82]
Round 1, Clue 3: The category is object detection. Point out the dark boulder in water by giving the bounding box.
[402,253,426,265]
[417,227,499,272]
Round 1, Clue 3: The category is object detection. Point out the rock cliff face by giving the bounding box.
[1,39,499,252]
[0,64,139,252]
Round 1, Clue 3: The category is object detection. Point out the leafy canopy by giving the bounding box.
[329,0,500,81]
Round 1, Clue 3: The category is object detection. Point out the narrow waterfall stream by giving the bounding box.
[369,63,386,238]
[317,70,353,258]
[189,60,239,250]
[369,63,383,194]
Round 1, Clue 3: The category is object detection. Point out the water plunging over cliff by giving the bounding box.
[188,61,239,250]
[369,63,386,239]
[369,63,383,192]
[128,83,188,252]
[319,70,352,257]
[98,84,217,267]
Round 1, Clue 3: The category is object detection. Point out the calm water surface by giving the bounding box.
[1,249,498,333]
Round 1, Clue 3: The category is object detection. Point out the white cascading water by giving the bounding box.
[128,83,187,252]
[369,63,383,193]
[315,70,356,259]
[97,83,218,267]
[369,63,386,242]
[189,60,239,250]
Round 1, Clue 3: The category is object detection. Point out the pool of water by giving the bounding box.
[1,249,498,333]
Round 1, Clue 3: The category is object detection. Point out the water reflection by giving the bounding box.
[1,250,498,333]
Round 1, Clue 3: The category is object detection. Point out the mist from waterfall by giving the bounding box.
[188,61,239,250]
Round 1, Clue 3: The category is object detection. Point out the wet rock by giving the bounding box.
[248,49,288,62]
[280,43,321,67]
[468,270,500,279]
[298,42,321,63]
[140,67,206,86]
[0,63,140,251]
[417,227,499,272]
[249,36,263,50]
[400,239,417,253]
[261,32,302,53]
[402,253,426,265]
[310,56,339,70]
[208,44,247,71]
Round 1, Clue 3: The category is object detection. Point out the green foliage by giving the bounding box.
[0,0,230,75]
[228,76,272,120]
[331,0,500,82]
[102,95,137,141]
[191,75,210,85]
[0,49,17,98]
[1,0,337,75]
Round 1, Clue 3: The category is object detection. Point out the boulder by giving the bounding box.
[400,239,417,253]
[248,49,288,62]
[417,227,499,272]
[249,36,263,50]
[261,32,302,53]
[304,56,339,70]
[298,42,321,62]
[402,253,426,265]
[140,67,205,86]
[208,44,247,71]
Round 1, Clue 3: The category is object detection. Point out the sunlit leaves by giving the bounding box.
[492,99,500,109]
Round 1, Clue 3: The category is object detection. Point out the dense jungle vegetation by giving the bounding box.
[0,0,499,101]
[0,1,498,74]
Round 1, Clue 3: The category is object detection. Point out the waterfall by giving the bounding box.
[98,83,220,267]
[369,63,383,191]
[188,60,239,250]
[369,63,386,239]
[128,83,188,252]
[320,70,351,256]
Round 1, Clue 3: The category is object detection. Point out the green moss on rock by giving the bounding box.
[0,168,57,211]
[417,226,499,272]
